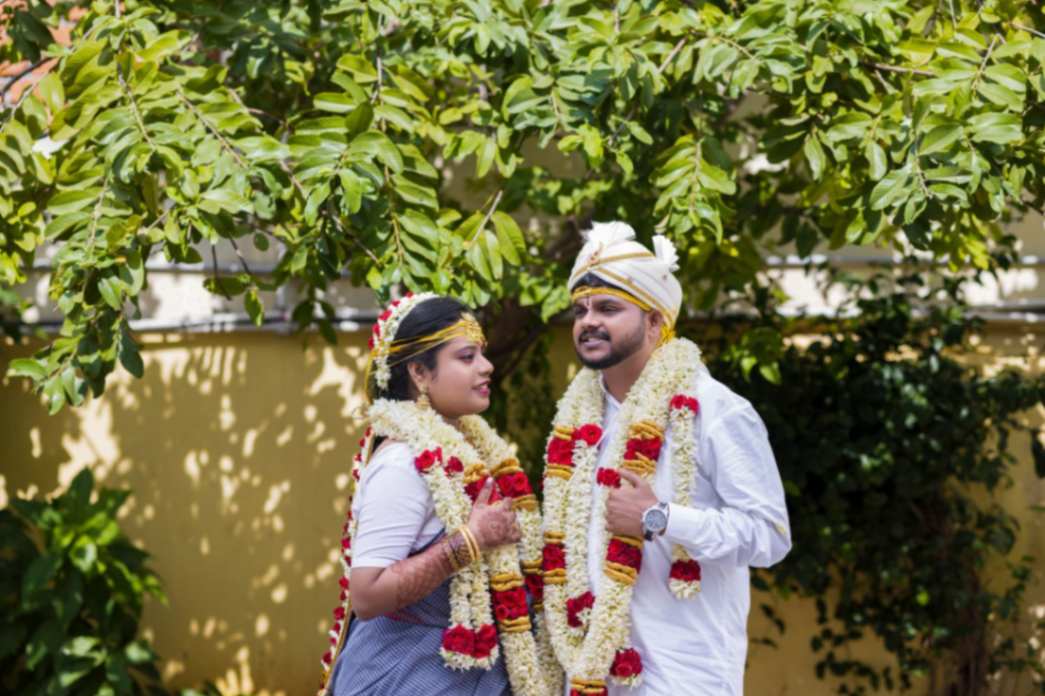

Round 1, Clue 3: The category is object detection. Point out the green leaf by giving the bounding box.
[920,125,962,155]
[338,170,365,213]
[976,81,1023,109]
[803,135,826,179]
[69,540,98,573]
[97,276,124,311]
[1033,437,1045,479]
[869,167,912,211]
[866,142,887,181]
[476,138,497,178]
[968,112,1023,145]
[393,175,438,210]
[245,290,264,327]
[502,76,541,117]
[124,640,156,665]
[492,212,523,265]
[466,240,491,281]
[22,553,61,601]
[236,136,289,162]
[47,189,100,216]
[25,619,62,670]
[695,159,736,195]
[983,64,1026,94]
[314,92,358,114]
[37,72,64,112]
[138,31,186,63]
[347,131,403,171]
[118,328,144,379]
[7,358,47,381]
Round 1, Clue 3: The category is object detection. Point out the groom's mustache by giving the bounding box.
[579,329,610,342]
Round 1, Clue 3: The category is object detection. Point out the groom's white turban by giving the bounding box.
[568,221,683,327]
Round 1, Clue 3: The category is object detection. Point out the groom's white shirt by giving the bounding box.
[581,366,791,695]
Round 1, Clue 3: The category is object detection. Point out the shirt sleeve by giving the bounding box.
[350,442,438,568]
[663,403,792,568]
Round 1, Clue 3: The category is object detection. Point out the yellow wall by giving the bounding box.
[1,326,1042,695]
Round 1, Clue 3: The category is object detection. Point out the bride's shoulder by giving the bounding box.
[366,439,415,469]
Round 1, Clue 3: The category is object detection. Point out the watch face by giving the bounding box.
[644,508,668,532]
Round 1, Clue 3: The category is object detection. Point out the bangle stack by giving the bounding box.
[445,525,482,573]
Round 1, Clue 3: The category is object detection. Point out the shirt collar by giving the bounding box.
[598,375,621,411]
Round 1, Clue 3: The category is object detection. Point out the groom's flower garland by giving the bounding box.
[360,398,561,696]
[541,338,706,695]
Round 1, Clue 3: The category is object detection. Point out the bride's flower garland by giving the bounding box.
[542,338,706,695]
[321,397,562,696]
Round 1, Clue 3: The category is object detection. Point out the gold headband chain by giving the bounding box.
[384,315,486,369]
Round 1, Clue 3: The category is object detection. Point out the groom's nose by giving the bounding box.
[578,313,602,333]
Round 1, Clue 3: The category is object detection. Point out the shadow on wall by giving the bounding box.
[1,332,370,695]
[2,325,1043,696]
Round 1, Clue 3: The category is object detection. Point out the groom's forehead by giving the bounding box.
[572,293,630,310]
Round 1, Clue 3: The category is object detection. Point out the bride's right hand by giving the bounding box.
[467,478,522,551]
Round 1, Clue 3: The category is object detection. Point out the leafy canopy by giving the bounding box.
[1,0,1043,410]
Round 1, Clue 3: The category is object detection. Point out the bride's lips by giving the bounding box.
[474,380,491,397]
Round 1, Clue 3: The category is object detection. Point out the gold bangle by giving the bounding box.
[451,530,471,570]
[459,525,480,564]
[443,534,462,573]
[460,525,479,564]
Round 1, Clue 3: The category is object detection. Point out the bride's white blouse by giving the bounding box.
[350,441,443,568]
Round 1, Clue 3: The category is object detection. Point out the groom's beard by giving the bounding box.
[575,321,646,370]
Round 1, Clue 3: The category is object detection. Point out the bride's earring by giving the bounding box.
[417,385,431,410]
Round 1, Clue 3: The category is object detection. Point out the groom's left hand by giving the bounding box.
[605,468,658,538]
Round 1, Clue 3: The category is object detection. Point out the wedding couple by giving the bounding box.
[318,222,792,696]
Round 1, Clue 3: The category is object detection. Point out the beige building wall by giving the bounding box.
[2,323,1042,696]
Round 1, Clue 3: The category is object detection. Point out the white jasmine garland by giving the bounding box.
[667,397,703,598]
[363,399,561,696]
[542,338,705,691]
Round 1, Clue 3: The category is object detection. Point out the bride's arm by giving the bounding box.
[351,479,520,619]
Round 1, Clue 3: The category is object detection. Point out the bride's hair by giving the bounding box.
[375,296,470,402]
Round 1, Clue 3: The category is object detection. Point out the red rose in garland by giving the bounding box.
[573,423,603,446]
[547,436,575,466]
[442,624,475,655]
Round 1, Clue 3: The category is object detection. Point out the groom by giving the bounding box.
[540,222,791,696]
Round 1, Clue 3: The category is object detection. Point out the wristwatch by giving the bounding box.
[641,502,670,541]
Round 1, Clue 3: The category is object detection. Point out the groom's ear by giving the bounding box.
[647,309,665,338]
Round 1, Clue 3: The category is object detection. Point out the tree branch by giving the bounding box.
[870,63,936,77]
[210,245,231,298]
[228,237,253,276]
[1012,22,1045,39]
[969,35,999,94]
[657,38,687,76]
[325,199,380,265]
[469,189,503,243]
[0,59,49,105]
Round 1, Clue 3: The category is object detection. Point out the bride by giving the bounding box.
[319,293,561,696]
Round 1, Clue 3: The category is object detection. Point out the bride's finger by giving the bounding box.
[474,477,495,506]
